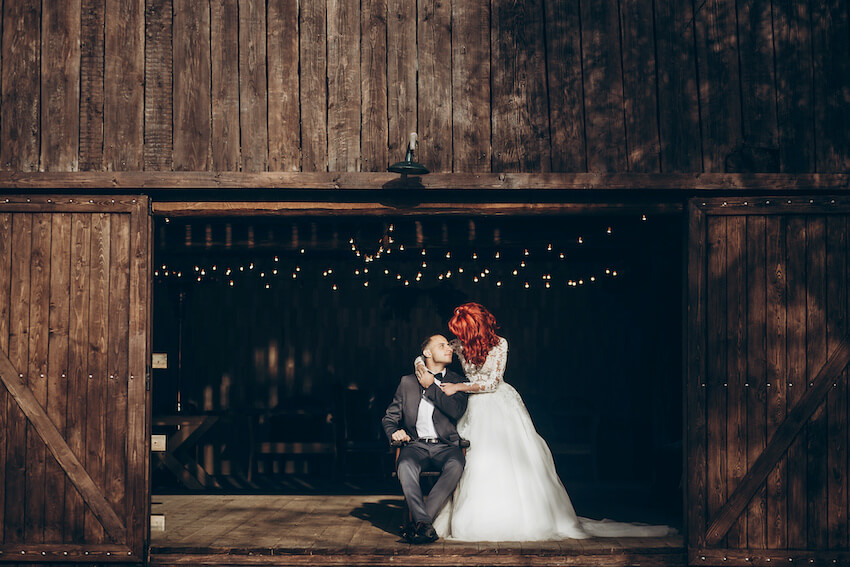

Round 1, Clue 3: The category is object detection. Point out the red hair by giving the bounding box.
[448,302,500,367]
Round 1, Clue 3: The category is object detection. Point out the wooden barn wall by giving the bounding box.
[1,0,848,175]
[696,212,849,552]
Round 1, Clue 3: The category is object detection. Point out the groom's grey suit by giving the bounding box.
[383,369,469,526]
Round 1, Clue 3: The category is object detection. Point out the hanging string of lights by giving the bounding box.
[154,215,648,291]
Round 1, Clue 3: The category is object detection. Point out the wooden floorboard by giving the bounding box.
[150,494,685,566]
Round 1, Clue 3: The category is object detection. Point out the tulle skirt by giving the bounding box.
[433,382,676,541]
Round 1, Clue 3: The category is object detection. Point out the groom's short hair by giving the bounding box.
[420,335,438,355]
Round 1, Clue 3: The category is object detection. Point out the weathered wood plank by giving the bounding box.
[1,0,41,171]
[209,0,240,171]
[0,350,128,544]
[300,0,327,172]
[746,215,767,549]
[653,0,701,172]
[144,0,174,170]
[706,215,728,548]
[416,0,451,172]
[452,0,490,172]
[725,216,747,548]
[806,216,828,549]
[736,0,778,166]
[386,0,416,169]
[770,0,814,173]
[126,197,150,557]
[686,202,708,548]
[104,0,144,170]
[580,0,625,172]
[6,213,32,543]
[327,0,361,172]
[25,213,51,543]
[360,0,388,172]
[267,0,300,172]
[106,213,130,536]
[239,0,268,172]
[491,0,550,172]
[41,0,81,171]
[543,0,584,172]
[765,215,787,549]
[66,213,91,542]
[784,215,807,548]
[693,0,743,172]
[85,213,111,543]
[618,0,660,172]
[0,213,11,535]
[826,215,848,549]
[173,0,211,171]
[703,337,850,546]
[1,171,849,191]
[45,213,71,543]
[79,0,105,170]
[811,0,850,172]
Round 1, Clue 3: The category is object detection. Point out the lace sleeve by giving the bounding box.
[464,338,507,393]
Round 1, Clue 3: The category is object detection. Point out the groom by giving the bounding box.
[382,334,469,544]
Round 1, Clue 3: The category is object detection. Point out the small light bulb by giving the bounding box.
[512,270,518,276]
[547,244,552,251]
[641,214,647,221]
[300,248,305,254]
[473,277,479,283]
[445,252,451,259]
[496,281,502,287]
[520,261,526,268]
[422,249,426,256]
[399,244,405,251]
[404,280,410,286]
[229,280,234,287]
[578,237,583,244]
[333,284,338,291]
[274,256,279,262]
[607,227,612,234]
[472,252,478,259]
[265,283,270,289]
[559,253,565,259]
[364,281,369,287]
[495,251,500,259]
[458,267,464,273]
[524,282,529,289]
[545,282,550,288]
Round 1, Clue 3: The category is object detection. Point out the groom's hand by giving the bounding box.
[392,430,411,443]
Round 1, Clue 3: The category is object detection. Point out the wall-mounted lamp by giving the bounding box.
[388,132,429,175]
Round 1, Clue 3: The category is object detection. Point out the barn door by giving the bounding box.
[0,196,150,562]
[687,196,850,565]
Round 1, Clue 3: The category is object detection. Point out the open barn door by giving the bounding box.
[687,197,850,565]
[0,196,150,562]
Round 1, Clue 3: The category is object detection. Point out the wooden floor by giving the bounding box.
[150,494,685,566]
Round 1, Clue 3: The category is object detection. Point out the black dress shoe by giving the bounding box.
[400,521,415,543]
[412,522,438,544]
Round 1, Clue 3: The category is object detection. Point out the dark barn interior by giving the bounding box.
[150,212,683,527]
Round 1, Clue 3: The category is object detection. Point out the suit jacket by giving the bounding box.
[382,369,469,445]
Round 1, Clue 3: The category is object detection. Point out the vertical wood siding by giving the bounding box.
[0,201,149,558]
[3,0,844,174]
[692,208,850,554]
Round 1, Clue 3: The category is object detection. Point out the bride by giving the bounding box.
[414,302,675,541]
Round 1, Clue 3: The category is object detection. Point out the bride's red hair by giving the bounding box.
[448,302,500,367]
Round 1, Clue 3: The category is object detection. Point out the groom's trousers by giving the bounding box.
[397,440,465,525]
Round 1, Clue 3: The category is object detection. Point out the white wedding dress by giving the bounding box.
[430,337,676,541]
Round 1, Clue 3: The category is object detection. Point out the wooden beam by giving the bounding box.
[0,172,848,190]
[0,543,137,562]
[0,349,128,544]
[151,201,683,217]
[703,337,850,546]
